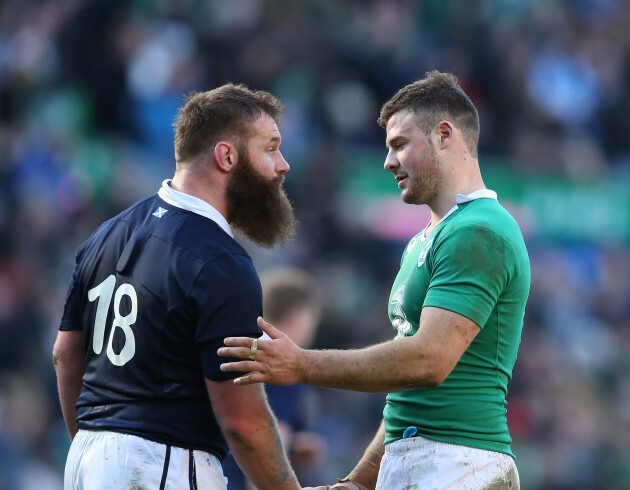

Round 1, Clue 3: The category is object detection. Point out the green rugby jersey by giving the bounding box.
[383,193,530,458]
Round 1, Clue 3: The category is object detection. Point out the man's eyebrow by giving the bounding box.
[386,136,404,149]
[268,136,281,145]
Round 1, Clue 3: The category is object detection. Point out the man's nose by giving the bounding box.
[276,151,290,174]
[384,152,398,172]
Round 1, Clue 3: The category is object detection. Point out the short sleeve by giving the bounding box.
[191,253,263,381]
[424,225,514,328]
[59,251,84,331]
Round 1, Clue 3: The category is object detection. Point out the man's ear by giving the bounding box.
[213,141,238,172]
[435,120,454,149]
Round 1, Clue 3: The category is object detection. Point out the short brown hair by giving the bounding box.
[261,268,323,324]
[378,71,480,157]
[173,83,283,163]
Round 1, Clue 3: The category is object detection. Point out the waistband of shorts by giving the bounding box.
[75,429,146,440]
[73,429,220,460]
[384,435,513,459]
[384,435,449,454]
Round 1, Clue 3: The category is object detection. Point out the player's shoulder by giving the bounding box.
[79,194,249,265]
[450,198,520,237]
[434,199,527,259]
[189,245,261,304]
[78,195,156,250]
[169,213,248,264]
[126,195,249,261]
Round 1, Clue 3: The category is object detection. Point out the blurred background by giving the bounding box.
[0,0,629,488]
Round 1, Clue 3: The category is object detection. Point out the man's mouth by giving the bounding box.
[396,175,407,188]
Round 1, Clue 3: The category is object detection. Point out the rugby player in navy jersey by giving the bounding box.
[53,84,310,489]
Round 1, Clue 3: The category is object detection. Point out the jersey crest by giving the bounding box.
[152,207,168,218]
[390,283,413,338]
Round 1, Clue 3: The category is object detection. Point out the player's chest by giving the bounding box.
[387,237,435,335]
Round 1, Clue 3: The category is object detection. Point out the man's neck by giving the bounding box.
[425,179,487,236]
[171,168,229,219]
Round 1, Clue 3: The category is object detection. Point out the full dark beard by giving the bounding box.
[226,155,296,248]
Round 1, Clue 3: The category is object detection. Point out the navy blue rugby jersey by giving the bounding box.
[60,182,263,459]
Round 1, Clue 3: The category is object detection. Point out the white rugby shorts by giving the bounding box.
[376,435,520,490]
[64,429,227,489]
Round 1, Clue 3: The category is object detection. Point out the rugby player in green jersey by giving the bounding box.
[219,71,531,490]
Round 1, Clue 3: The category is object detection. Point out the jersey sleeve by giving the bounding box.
[59,244,88,331]
[191,253,263,381]
[424,225,515,328]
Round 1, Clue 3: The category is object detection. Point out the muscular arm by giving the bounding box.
[206,379,300,490]
[219,307,480,392]
[52,330,86,440]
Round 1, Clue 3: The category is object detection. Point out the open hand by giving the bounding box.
[218,316,306,386]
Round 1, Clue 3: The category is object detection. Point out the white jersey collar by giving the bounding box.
[157,179,234,237]
[455,188,497,204]
[422,188,498,240]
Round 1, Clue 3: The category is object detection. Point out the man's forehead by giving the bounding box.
[386,109,418,138]
[252,112,280,138]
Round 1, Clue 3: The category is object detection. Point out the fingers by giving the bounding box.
[233,371,266,386]
[222,336,254,348]
[217,345,252,359]
[219,360,267,385]
[257,316,282,338]
[219,359,259,373]
[220,316,280,351]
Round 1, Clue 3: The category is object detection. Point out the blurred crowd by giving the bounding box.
[0,0,629,488]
